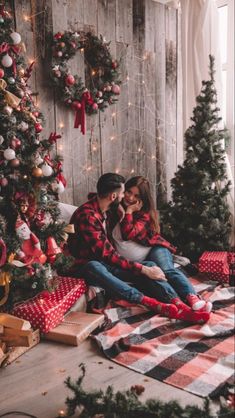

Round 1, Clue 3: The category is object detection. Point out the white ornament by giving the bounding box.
[3,105,13,116]
[1,54,13,67]
[18,121,29,131]
[0,135,4,145]
[52,181,65,194]
[10,32,22,45]
[4,148,16,160]
[41,163,53,177]
[34,154,44,165]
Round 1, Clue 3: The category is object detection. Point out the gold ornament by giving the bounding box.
[32,166,43,177]
[0,271,11,306]
[0,79,21,108]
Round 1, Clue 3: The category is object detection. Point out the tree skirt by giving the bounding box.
[92,278,234,398]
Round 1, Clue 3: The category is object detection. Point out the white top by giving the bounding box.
[112,223,151,262]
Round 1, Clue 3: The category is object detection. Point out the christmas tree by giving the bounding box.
[0,5,70,307]
[161,55,231,262]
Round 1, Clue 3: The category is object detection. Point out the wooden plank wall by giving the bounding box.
[6,0,182,206]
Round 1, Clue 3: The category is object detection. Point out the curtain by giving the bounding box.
[181,0,234,246]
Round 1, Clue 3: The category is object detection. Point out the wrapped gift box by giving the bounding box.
[44,311,105,345]
[12,277,87,333]
[199,251,229,283]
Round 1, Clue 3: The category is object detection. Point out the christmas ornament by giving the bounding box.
[32,166,43,177]
[8,76,15,84]
[35,122,43,133]
[1,54,13,67]
[41,163,53,177]
[11,137,21,149]
[10,158,20,168]
[3,105,13,115]
[52,180,65,194]
[18,121,29,131]
[0,178,8,187]
[10,31,21,44]
[50,30,121,133]
[3,147,16,160]
[65,74,75,85]
[0,68,4,78]
[15,217,47,265]
[46,236,62,263]
[0,135,4,145]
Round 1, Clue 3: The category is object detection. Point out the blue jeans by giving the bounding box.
[80,260,157,304]
[145,246,196,302]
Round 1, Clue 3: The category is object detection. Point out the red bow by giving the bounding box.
[74,91,94,134]
[0,42,21,75]
[24,61,35,81]
[44,155,53,167]
[48,132,61,144]
[56,161,67,187]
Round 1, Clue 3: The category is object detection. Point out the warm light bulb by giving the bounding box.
[80,48,84,53]
[111,112,116,117]
[126,76,130,81]
[128,102,131,107]
[92,146,97,151]
[130,169,134,173]
[115,169,120,173]
[59,122,64,129]
[110,136,115,141]
[87,166,92,171]
[91,70,96,76]
[24,15,30,21]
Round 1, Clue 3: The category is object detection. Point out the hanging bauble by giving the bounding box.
[3,105,13,115]
[41,163,53,177]
[10,32,22,45]
[0,68,4,78]
[8,77,15,84]
[111,84,120,94]
[71,100,81,110]
[4,148,15,160]
[35,122,43,133]
[46,236,62,263]
[0,135,4,145]
[9,116,17,124]
[52,180,65,194]
[1,54,13,68]
[11,137,21,149]
[92,103,98,111]
[34,154,43,165]
[32,166,43,177]
[65,74,75,86]
[0,178,8,187]
[18,121,29,131]
[0,17,4,24]
[10,158,20,168]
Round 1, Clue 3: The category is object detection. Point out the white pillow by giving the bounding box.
[58,202,77,224]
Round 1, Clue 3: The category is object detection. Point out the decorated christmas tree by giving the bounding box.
[0,5,70,307]
[161,55,231,262]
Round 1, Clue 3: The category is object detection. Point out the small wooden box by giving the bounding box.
[44,312,105,346]
[1,329,40,367]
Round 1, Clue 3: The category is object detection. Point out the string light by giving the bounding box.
[59,122,64,129]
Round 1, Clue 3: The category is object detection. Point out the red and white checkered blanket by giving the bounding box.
[92,278,234,398]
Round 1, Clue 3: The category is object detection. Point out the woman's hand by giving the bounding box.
[126,200,143,214]
[141,265,167,281]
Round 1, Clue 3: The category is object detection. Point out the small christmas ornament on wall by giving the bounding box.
[49,31,122,134]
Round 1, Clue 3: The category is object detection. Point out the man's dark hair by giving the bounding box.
[97,173,125,197]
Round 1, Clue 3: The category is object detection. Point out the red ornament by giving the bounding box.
[0,178,8,187]
[112,84,120,95]
[59,42,65,48]
[70,42,76,49]
[71,100,81,110]
[0,68,5,78]
[46,236,62,263]
[111,60,118,69]
[35,122,43,133]
[65,74,75,86]
[54,32,63,40]
[92,103,98,110]
[33,111,39,118]
[11,137,21,149]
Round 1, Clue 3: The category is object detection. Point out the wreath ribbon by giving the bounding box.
[74,91,94,134]
[0,79,21,108]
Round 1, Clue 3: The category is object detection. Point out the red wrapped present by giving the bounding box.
[199,251,230,284]
[12,277,87,333]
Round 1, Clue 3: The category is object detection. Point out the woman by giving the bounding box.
[112,176,212,323]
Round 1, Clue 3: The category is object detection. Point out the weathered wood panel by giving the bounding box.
[8,0,181,206]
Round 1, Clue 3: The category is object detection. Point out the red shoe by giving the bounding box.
[141,296,178,319]
[171,297,191,311]
[186,294,206,311]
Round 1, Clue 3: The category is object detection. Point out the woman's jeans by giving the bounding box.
[145,246,196,302]
[80,247,196,304]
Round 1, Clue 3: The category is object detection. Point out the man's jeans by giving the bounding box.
[80,247,196,304]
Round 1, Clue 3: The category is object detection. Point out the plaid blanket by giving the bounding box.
[92,278,235,398]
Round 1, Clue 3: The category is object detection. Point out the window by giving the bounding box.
[217,0,234,166]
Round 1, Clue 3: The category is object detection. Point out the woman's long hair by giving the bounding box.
[125,176,160,233]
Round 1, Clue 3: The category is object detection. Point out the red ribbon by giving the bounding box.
[48,132,61,144]
[0,239,7,267]
[56,161,67,187]
[44,155,53,167]
[74,91,94,134]
[0,42,20,75]
[24,61,35,81]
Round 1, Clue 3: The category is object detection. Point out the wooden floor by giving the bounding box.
[0,338,205,418]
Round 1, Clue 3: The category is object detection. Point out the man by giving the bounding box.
[68,173,178,318]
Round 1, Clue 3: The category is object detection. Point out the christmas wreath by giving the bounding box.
[50,30,121,134]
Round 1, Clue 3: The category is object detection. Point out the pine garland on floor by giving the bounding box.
[57,364,234,418]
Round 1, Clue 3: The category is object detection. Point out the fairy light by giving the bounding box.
[110,136,115,141]
[59,122,64,129]
[111,112,116,117]
[91,70,96,76]
[80,48,84,53]
[126,76,130,81]
[128,102,131,107]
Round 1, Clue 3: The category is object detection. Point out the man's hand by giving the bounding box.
[141,265,167,281]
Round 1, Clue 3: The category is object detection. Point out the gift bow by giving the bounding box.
[0,271,11,306]
[0,79,21,108]
[48,132,61,144]
[74,90,94,134]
